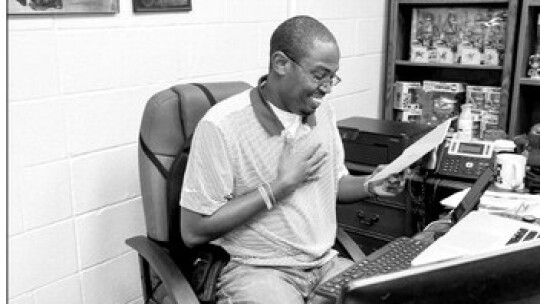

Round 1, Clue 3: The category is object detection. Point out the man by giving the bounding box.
[180,15,406,304]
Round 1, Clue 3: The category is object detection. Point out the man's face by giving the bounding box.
[283,40,340,116]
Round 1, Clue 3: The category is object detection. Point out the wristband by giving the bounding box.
[363,180,377,197]
[262,182,277,206]
[258,185,273,210]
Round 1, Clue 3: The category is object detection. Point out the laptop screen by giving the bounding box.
[450,167,495,223]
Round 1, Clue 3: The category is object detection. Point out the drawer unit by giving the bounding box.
[336,192,416,253]
[337,198,409,238]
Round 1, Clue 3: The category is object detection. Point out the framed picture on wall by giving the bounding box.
[8,0,119,14]
[132,0,191,12]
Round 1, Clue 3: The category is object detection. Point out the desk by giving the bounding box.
[341,162,518,253]
[408,174,534,224]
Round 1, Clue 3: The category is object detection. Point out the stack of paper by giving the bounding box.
[440,188,540,217]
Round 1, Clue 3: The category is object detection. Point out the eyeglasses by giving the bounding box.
[281,51,341,88]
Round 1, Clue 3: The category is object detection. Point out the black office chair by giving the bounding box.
[126,81,366,304]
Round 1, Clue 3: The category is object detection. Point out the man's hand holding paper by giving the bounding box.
[364,165,410,197]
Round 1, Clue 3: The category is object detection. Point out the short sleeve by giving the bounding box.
[180,120,234,215]
[329,106,349,181]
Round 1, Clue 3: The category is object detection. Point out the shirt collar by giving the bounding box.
[268,101,301,136]
[251,75,316,137]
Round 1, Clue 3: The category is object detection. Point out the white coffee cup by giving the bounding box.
[495,153,527,191]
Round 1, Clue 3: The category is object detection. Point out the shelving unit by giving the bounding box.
[384,0,519,132]
[341,0,520,253]
[509,0,540,136]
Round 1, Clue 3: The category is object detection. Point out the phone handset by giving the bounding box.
[421,141,446,171]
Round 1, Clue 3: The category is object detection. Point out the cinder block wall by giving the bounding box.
[7,0,388,303]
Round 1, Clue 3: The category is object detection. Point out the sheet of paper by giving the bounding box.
[480,191,540,216]
[440,188,540,216]
[439,187,469,209]
[368,118,453,182]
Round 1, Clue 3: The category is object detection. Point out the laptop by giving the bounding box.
[411,210,540,266]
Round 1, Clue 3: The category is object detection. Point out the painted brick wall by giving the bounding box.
[7,0,388,303]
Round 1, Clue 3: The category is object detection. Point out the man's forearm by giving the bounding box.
[337,174,374,202]
[181,180,288,247]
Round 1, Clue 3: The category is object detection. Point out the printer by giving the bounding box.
[338,117,432,166]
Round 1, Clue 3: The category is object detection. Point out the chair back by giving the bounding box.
[138,82,251,247]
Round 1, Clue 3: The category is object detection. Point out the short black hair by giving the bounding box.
[270,15,337,63]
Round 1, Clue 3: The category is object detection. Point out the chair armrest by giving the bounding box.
[126,236,199,304]
[336,227,366,263]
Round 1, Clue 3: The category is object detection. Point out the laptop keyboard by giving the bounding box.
[506,227,540,245]
[314,237,431,302]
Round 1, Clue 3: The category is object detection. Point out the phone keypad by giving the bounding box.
[439,155,493,179]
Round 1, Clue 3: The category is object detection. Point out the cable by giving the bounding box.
[407,168,425,202]
[406,167,428,233]
[432,177,442,202]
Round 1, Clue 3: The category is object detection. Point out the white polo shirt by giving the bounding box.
[180,79,349,268]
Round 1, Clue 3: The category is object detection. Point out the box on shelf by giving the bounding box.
[464,85,501,138]
[410,42,429,63]
[466,86,485,112]
[423,81,465,93]
[483,48,500,66]
[466,85,485,137]
[419,81,465,132]
[435,43,454,64]
[483,86,501,113]
[397,108,423,123]
[482,87,501,135]
[461,45,482,65]
[465,86,501,111]
[393,81,422,110]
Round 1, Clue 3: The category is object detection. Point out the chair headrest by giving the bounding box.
[141,82,250,156]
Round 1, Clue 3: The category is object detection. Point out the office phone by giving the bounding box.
[434,138,495,180]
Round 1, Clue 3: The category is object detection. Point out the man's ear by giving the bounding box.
[270,51,290,76]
